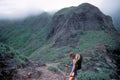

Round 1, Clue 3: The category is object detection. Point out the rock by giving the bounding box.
[0,54,18,80]
[26,60,46,67]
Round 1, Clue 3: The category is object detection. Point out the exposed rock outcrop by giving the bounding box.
[0,54,18,80]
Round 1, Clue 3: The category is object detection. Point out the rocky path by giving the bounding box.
[14,61,69,80]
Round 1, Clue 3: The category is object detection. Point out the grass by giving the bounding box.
[30,44,73,63]
[77,71,110,80]
[47,66,58,73]
[30,31,120,63]
[77,31,120,53]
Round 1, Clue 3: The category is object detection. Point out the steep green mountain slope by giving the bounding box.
[0,12,52,56]
[30,31,120,62]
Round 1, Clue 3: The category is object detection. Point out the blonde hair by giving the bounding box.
[75,54,80,61]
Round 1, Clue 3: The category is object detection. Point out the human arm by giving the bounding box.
[65,64,70,67]
[70,59,76,76]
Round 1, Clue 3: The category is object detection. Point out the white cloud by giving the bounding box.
[0,0,119,19]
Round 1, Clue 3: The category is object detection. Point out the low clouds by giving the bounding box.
[0,0,119,19]
[99,0,120,15]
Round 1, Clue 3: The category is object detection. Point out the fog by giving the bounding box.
[0,0,119,19]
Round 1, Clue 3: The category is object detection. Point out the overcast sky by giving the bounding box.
[0,0,119,19]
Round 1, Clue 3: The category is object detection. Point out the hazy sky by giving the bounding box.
[0,0,119,19]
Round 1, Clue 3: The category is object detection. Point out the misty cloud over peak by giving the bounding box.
[0,0,119,20]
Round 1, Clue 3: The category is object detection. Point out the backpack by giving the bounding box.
[76,54,83,70]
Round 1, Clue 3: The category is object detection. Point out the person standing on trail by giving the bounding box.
[66,52,77,80]
[65,52,82,80]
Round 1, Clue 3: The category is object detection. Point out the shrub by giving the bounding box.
[47,66,58,73]
[0,43,26,65]
[58,64,66,71]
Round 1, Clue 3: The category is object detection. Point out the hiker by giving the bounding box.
[65,52,77,80]
[65,52,82,80]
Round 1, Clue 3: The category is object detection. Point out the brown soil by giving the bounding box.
[14,62,69,80]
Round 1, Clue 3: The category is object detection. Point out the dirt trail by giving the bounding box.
[14,61,69,80]
[40,62,68,80]
[46,63,66,76]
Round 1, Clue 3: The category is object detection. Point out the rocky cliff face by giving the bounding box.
[47,3,116,47]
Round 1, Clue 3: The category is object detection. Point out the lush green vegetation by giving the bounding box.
[30,31,120,63]
[0,13,52,56]
[0,43,26,65]
[77,31,120,52]
[77,71,110,80]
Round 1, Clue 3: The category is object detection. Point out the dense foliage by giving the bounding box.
[0,43,26,65]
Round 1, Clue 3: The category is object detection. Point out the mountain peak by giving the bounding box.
[48,3,116,47]
[78,3,96,7]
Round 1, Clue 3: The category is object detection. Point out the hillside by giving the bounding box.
[0,12,52,56]
[0,3,120,80]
